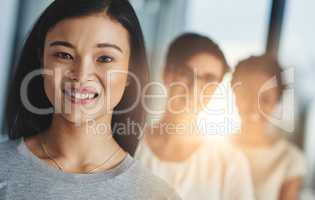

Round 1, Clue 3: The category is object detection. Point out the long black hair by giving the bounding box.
[5,0,149,155]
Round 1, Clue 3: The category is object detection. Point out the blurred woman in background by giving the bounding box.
[231,55,306,200]
[135,33,254,200]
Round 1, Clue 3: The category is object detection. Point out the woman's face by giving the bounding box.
[166,53,224,114]
[233,71,280,125]
[43,13,130,124]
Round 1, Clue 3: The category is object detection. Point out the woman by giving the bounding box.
[231,55,306,200]
[0,0,181,199]
[135,33,254,200]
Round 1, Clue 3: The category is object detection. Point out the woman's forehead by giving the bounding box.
[45,14,130,53]
[186,53,224,76]
[235,72,279,93]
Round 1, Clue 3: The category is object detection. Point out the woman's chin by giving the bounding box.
[60,112,99,126]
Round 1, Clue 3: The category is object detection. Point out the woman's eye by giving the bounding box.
[54,52,73,60]
[97,56,113,63]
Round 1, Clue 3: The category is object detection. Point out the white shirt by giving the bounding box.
[135,137,255,200]
[234,138,306,200]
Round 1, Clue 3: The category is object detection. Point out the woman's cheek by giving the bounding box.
[43,67,64,112]
[105,70,128,109]
[43,74,56,106]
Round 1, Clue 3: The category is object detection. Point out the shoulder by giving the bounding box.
[206,137,253,183]
[134,136,151,161]
[0,138,20,161]
[122,159,181,199]
[203,137,252,181]
[273,138,306,168]
[204,137,254,198]
[0,139,21,184]
[207,137,250,167]
[281,139,305,161]
[279,139,307,179]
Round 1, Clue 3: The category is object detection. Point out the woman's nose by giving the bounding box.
[66,59,95,81]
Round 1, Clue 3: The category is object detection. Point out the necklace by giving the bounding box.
[39,136,123,174]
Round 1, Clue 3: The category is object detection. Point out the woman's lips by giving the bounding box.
[62,87,100,105]
[64,86,99,94]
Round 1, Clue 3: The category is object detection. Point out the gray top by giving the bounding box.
[0,138,181,200]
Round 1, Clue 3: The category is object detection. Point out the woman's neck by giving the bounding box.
[39,114,123,165]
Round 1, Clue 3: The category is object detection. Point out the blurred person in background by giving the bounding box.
[135,33,255,200]
[231,55,306,200]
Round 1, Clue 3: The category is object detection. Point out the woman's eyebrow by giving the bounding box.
[96,43,123,54]
[49,41,123,53]
[49,41,75,49]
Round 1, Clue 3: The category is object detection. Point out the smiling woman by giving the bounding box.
[0,0,181,199]
[42,13,131,124]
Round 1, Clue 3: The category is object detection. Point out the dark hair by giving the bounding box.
[164,33,230,78]
[232,54,285,98]
[5,0,149,155]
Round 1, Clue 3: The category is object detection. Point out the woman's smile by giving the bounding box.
[62,86,100,105]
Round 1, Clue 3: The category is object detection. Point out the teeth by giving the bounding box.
[65,90,96,100]
[73,93,87,99]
